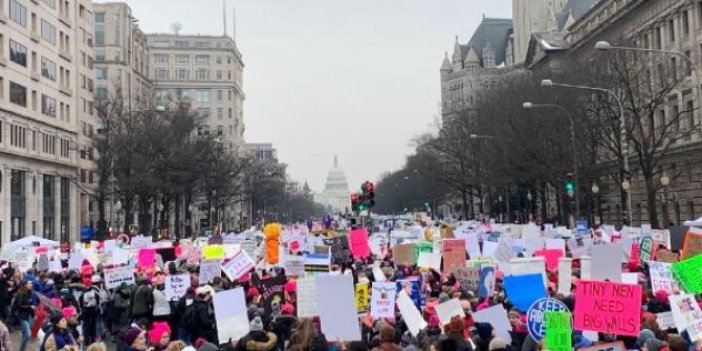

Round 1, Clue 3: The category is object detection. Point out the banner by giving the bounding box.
[648,261,680,294]
[503,274,547,312]
[316,275,362,341]
[355,283,369,313]
[199,259,222,285]
[669,294,702,341]
[348,228,370,259]
[261,276,286,316]
[573,280,642,336]
[296,277,319,318]
[164,273,190,301]
[370,282,396,319]
[213,287,250,343]
[221,250,254,281]
[441,239,466,276]
[104,266,135,289]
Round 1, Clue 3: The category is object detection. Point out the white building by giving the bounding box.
[0,0,98,245]
[316,155,350,214]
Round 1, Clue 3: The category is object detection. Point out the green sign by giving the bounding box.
[671,254,702,293]
[545,311,572,351]
[639,236,654,262]
[413,241,433,262]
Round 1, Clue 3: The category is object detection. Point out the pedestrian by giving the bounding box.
[131,275,154,324]
[234,316,277,351]
[41,313,79,351]
[111,283,132,338]
[123,327,150,351]
[152,272,172,326]
[14,279,35,351]
[79,277,102,344]
[371,322,401,351]
[187,285,216,344]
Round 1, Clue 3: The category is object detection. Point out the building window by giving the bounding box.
[10,81,27,107]
[41,95,56,117]
[155,69,169,79]
[9,40,27,67]
[196,90,210,103]
[197,108,210,118]
[228,108,233,119]
[94,12,104,46]
[175,41,189,48]
[195,55,210,65]
[10,0,27,27]
[41,20,56,44]
[41,57,56,80]
[228,90,232,101]
[216,70,222,80]
[216,56,222,64]
[217,90,223,101]
[95,67,107,80]
[60,139,69,158]
[42,0,55,8]
[10,124,26,148]
[217,125,223,136]
[687,100,695,131]
[175,55,189,64]
[95,87,107,99]
[154,54,169,64]
[176,69,189,80]
[195,69,209,80]
[683,11,690,36]
[217,108,223,119]
[669,19,675,42]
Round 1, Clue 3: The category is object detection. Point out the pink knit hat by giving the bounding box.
[148,322,171,345]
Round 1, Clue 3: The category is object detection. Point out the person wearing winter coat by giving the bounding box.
[41,313,79,351]
[111,283,131,337]
[131,276,154,323]
[285,318,328,351]
[439,316,473,351]
[152,272,172,325]
[270,303,297,350]
[371,323,402,351]
[123,327,150,351]
[234,316,278,351]
[15,279,35,351]
[188,286,216,344]
[79,282,101,344]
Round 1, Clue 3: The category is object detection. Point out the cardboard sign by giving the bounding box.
[297,277,319,317]
[348,228,370,259]
[657,249,679,263]
[573,280,642,336]
[669,294,702,341]
[534,249,563,271]
[503,273,547,312]
[682,229,702,259]
[213,287,249,343]
[671,254,702,293]
[221,250,254,281]
[393,244,415,265]
[104,266,135,289]
[165,273,190,301]
[370,282,396,319]
[441,239,466,276]
[648,261,680,294]
[355,283,369,313]
[454,266,480,292]
[316,275,362,341]
[199,259,222,285]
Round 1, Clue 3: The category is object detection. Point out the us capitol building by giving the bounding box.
[314,155,351,214]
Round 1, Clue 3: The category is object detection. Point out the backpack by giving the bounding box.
[82,289,98,309]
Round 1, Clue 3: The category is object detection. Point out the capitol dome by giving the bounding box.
[320,155,351,213]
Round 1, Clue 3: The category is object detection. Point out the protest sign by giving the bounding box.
[165,274,190,301]
[316,275,362,341]
[203,245,225,260]
[479,265,496,298]
[656,311,675,330]
[472,304,512,343]
[137,248,156,268]
[441,239,466,275]
[466,233,481,259]
[494,240,514,263]
[657,249,679,263]
[591,244,622,282]
[104,266,135,289]
[523,237,545,257]
[482,241,498,257]
[545,239,566,254]
[323,237,353,265]
[574,280,642,336]
[454,266,480,292]
[199,259,222,285]
[261,276,286,316]
[213,287,249,343]
[671,254,702,293]
[526,298,570,341]
[355,283,369,313]
[240,240,258,260]
[578,342,626,351]
[621,273,638,284]
[669,294,702,341]
[370,282,397,319]
[304,252,331,273]
[580,256,592,280]
[508,257,547,288]
[37,254,49,271]
[639,237,654,262]
[416,252,441,271]
[682,228,702,259]
[652,229,672,249]
[348,228,370,259]
[397,290,427,337]
[503,273,547,312]
[413,241,433,262]
[533,249,563,271]
[436,298,465,328]
[393,244,415,266]
[297,277,319,317]
[557,258,573,296]
[397,278,424,309]
[285,257,305,276]
[370,233,388,258]
[545,311,572,351]
[221,250,254,281]
[648,261,680,294]
[48,259,62,273]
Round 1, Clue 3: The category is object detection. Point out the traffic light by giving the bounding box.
[565,173,574,197]
[361,181,375,209]
[351,192,360,212]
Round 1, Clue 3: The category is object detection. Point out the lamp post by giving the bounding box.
[591,183,600,224]
[114,200,122,234]
[523,101,580,220]
[595,40,702,119]
[660,172,671,228]
[541,79,633,225]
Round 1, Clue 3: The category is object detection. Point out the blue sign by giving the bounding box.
[503,274,547,312]
[396,278,424,309]
[479,265,496,298]
[526,298,571,341]
[576,220,589,238]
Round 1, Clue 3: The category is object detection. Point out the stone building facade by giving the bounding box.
[0,0,98,244]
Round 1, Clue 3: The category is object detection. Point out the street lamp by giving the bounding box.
[660,172,671,187]
[114,200,122,233]
[595,40,702,114]
[541,78,632,225]
[660,172,671,227]
[523,101,580,219]
[591,183,600,194]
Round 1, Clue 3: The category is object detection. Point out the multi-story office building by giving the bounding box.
[0,0,97,245]
[147,34,245,153]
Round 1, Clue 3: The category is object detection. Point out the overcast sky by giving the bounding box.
[114,0,512,192]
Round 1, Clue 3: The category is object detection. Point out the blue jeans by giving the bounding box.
[20,317,33,351]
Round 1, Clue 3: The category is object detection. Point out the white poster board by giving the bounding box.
[435,298,465,328]
[370,282,397,319]
[165,273,190,301]
[296,277,319,318]
[472,303,512,343]
[213,287,250,343]
[397,290,427,337]
[591,244,622,282]
[316,275,361,341]
[221,251,254,281]
[104,266,135,289]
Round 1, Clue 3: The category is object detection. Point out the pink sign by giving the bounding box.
[138,248,156,268]
[348,228,370,259]
[534,249,563,271]
[289,240,301,253]
[442,239,466,276]
[574,280,642,336]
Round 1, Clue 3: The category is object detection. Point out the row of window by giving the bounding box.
[3,121,71,158]
[153,68,236,82]
[153,54,236,66]
[7,39,73,89]
[151,40,224,49]
[8,81,72,122]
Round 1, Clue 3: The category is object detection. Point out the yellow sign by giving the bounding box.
[355,283,369,313]
[203,245,225,260]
